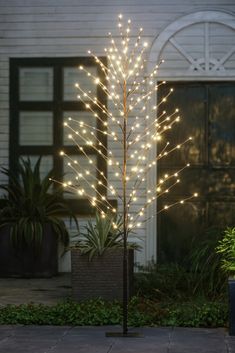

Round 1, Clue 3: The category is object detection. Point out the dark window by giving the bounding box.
[157,82,235,263]
[10,57,108,215]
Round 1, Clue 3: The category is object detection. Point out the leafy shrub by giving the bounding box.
[160,301,227,328]
[0,298,227,328]
[134,227,227,301]
[189,227,227,299]
[134,262,193,300]
[216,227,235,274]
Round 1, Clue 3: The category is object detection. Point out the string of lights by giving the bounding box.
[57,14,199,335]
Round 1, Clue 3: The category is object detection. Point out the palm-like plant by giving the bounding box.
[75,212,140,260]
[189,227,227,298]
[0,157,74,252]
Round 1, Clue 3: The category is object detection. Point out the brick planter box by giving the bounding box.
[71,248,134,301]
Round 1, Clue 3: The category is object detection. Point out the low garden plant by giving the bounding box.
[216,227,235,275]
[0,226,229,328]
[134,226,227,301]
[73,212,140,260]
[0,297,228,328]
[189,226,227,298]
[0,157,76,250]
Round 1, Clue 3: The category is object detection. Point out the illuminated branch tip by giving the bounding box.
[52,14,198,240]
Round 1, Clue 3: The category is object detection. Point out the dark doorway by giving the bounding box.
[157,82,235,264]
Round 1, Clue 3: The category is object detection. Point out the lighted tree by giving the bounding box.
[54,15,198,336]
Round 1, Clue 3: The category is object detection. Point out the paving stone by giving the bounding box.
[0,326,15,341]
[169,327,227,353]
[110,340,168,353]
[50,342,113,353]
[106,327,170,353]
[0,326,233,353]
[0,274,71,306]
[226,335,235,353]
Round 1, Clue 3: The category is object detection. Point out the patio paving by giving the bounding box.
[0,325,235,353]
[0,273,71,306]
[0,275,234,352]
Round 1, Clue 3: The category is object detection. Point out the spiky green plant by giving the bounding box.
[0,157,76,252]
[189,227,227,298]
[74,212,140,260]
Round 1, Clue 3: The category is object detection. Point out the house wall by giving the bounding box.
[0,0,235,271]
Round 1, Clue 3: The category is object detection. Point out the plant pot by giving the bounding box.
[0,225,58,278]
[229,277,235,335]
[71,248,134,301]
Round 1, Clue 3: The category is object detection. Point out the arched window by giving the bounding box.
[149,11,235,79]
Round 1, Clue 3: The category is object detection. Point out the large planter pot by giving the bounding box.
[229,278,235,335]
[0,225,58,278]
[71,248,134,301]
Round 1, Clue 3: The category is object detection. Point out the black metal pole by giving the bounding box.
[123,226,128,334]
[106,52,142,338]
[122,78,128,335]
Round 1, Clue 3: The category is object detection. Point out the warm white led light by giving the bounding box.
[56,15,195,239]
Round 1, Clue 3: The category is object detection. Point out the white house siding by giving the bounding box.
[0,0,235,271]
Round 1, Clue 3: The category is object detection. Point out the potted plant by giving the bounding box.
[71,212,140,301]
[216,227,235,335]
[0,157,76,278]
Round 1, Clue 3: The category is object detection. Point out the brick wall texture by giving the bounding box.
[71,248,133,301]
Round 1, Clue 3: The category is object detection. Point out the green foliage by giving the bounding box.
[134,227,228,301]
[0,157,76,252]
[135,228,227,302]
[128,297,227,328]
[0,297,227,328]
[189,227,227,298]
[134,262,193,300]
[216,227,235,274]
[157,301,227,328]
[135,239,227,300]
[74,212,140,260]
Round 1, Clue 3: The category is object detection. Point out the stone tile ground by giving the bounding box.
[0,326,235,353]
[0,274,71,306]
[0,275,234,352]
